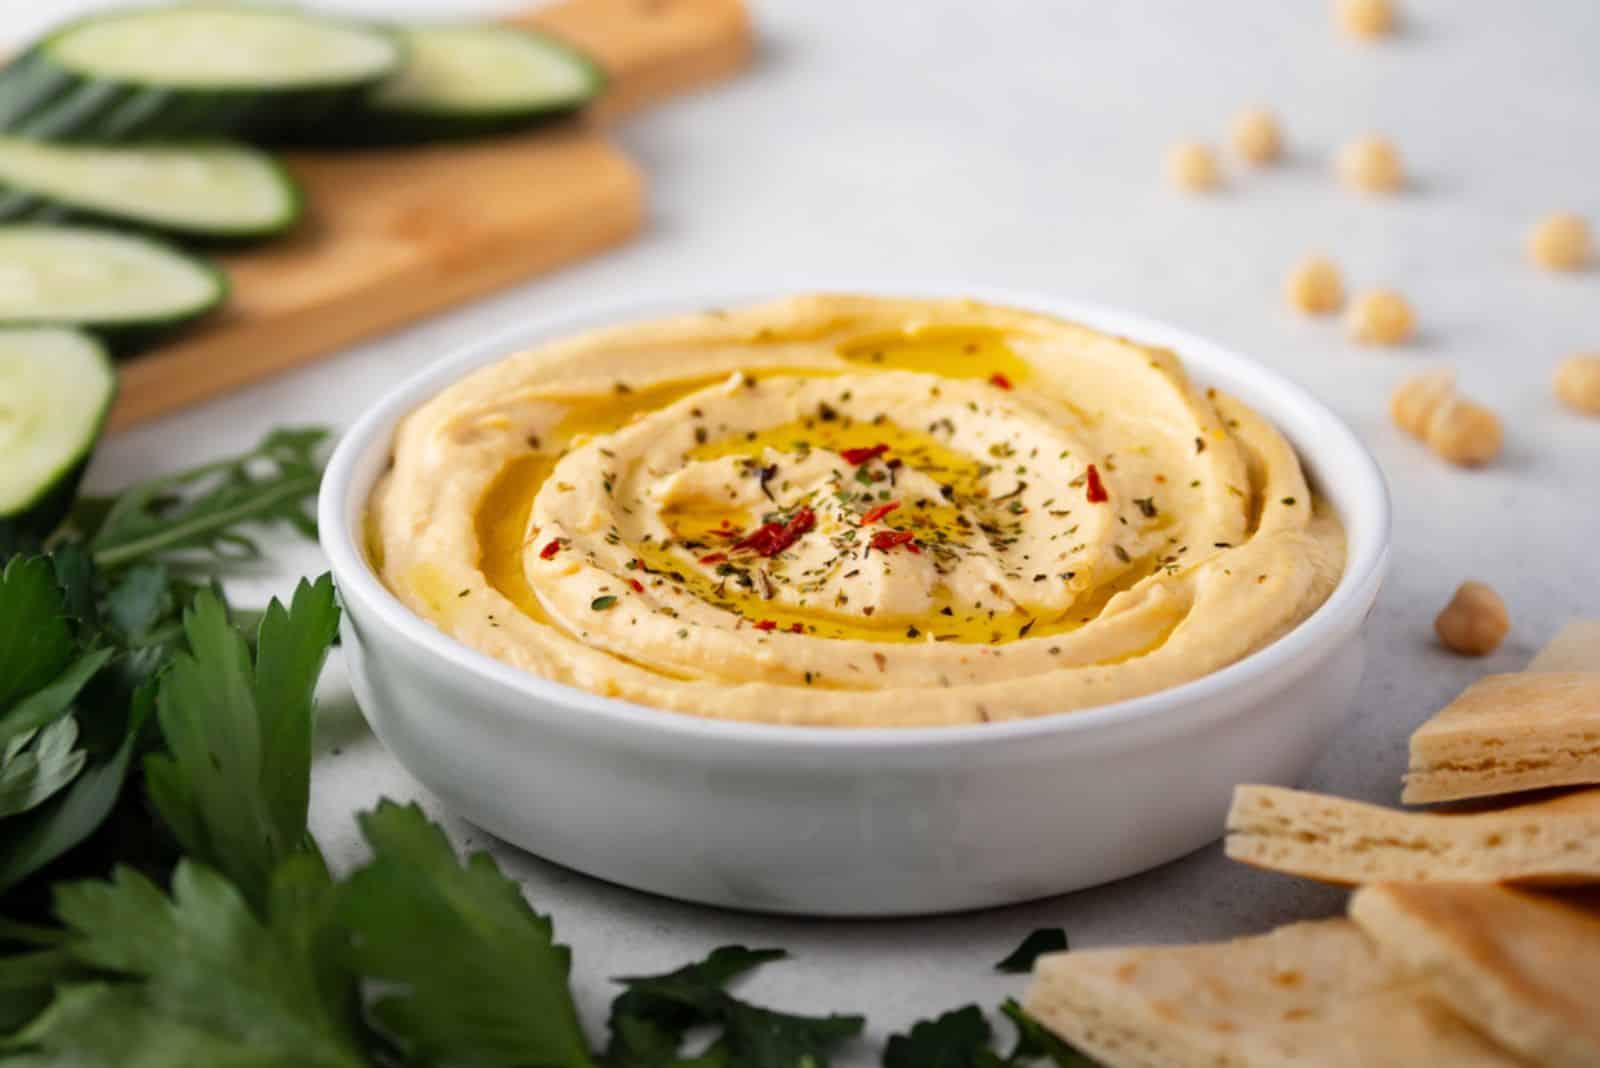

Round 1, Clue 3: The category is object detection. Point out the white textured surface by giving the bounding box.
[12,0,1598,1057]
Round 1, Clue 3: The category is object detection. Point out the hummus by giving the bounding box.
[368,295,1345,727]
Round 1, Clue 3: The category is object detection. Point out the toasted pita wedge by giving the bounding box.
[1404,621,1600,804]
[1351,883,1600,1068]
[1527,620,1600,673]
[1226,785,1600,885]
[1403,672,1600,804]
[1024,918,1520,1067]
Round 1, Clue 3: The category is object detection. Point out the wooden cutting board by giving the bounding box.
[107,0,751,433]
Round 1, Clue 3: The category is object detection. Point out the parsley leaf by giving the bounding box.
[605,945,785,1065]
[883,1001,1102,1068]
[882,1004,1005,1068]
[16,859,367,1068]
[0,718,87,820]
[104,563,176,645]
[5,982,295,1067]
[251,576,340,856]
[85,428,326,571]
[144,575,338,913]
[607,946,864,1068]
[712,1000,865,1068]
[48,544,99,639]
[338,800,594,1068]
[0,557,76,708]
[994,928,1068,974]
[0,648,114,753]
[267,852,360,1032]
[0,947,83,1035]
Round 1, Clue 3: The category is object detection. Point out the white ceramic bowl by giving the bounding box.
[319,284,1390,917]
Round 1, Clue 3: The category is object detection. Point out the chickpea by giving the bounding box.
[1434,581,1509,657]
[1527,213,1593,272]
[1554,354,1600,415]
[1166,141,1222,192]
[1338,136,1405,193]
[1349,289,1415,345]
[1336,0,1397,38]
[1391,369,1503,466]
[1286,255,1344,315]
[1231,108,1283,165]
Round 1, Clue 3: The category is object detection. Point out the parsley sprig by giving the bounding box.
[145,576,338,913]
[21,857,369,1068]
[882,1000,1098,1067]
[605,945,864,1066]
[340,802,593,1067]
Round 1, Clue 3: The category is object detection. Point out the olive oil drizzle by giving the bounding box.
[475,329,1163,645]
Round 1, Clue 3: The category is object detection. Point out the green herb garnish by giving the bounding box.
[144,577,337,912]
[83,428,326,571]
[995,928,1068,973]
[607,944,862,1066]
[883,998,1101,1066]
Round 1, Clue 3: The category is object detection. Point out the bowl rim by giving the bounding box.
[318,281,1391,751]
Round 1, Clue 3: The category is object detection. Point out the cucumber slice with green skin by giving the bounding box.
[0,6,402,142]
[0,138,299,241]
[0,225,226,352]
[339,24,604,145]
[0,326,116,540]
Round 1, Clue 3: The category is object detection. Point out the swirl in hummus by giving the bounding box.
[368,295,1346,727]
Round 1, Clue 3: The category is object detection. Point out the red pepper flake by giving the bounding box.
[539,539,561,560]
[869,530,920,553]
[988,372,1013,390]
[626,578,645,593]
[859,500,901,525]
[698,551,727,565]
[1085,463,1109,504]
[732,507,816,557]
[840,443,890,465]
[753,619,778,631]
[788,622,806,634]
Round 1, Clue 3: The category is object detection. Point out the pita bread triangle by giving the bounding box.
[1024,918,1521,1067]
[1405,620,1600,804]
[1351,882,1600,1068]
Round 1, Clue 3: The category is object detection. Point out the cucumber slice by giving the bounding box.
[0,225,226,350]
[0,138,299,241]
[0,326,115,539]
[354,24,603,142]
[48,7,399,89]
[0,6,402,141]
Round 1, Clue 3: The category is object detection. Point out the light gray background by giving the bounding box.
[6,1,1597,1057]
